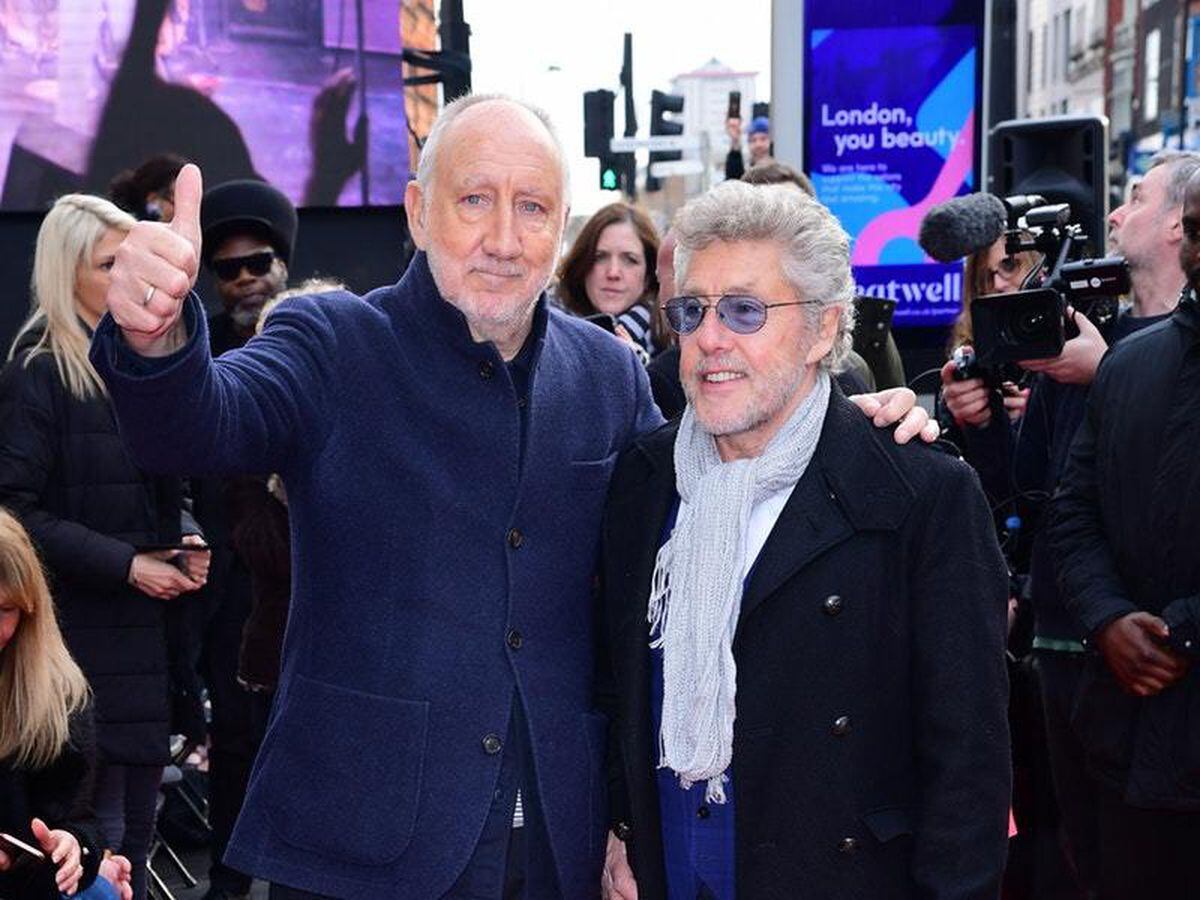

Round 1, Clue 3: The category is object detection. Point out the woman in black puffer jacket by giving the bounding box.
[0,194,210,900]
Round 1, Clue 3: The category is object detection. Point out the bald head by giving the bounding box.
[657,229,678,303]
[415,93,571,211]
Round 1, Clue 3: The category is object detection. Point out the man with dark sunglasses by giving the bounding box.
[193,178,296,900]
[598,180,1011,900]
[201,179,297,352]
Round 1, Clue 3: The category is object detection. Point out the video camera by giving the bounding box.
[953,194,1129,385]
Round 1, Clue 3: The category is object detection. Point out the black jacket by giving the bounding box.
[0,706,102,900]
[0,339,192,765]
[1051,294,1200,809]
[598,388,1012,900]
[960,311,1170,643]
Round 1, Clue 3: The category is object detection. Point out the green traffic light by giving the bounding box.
[601,168,619,190]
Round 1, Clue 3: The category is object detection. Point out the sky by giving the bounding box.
[463,0,773,215]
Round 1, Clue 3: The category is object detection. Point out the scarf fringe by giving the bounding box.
[647,537,673,650]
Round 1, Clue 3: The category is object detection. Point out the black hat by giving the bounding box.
[201,179,298,268]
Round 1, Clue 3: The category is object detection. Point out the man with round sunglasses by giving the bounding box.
[599,181,1011,900]
[90,95,942,899]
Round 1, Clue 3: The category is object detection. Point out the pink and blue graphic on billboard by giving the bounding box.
[805,4,984,327]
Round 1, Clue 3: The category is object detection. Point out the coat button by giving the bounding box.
[482,733,503,755]
[838,837,858,854]
[822,594,843,616]
[697,805,710,819]
[479,360,494,379]
[507,528,524,549]
[506,629,523,650]
[831,715,851,736]
[614,821,633,841]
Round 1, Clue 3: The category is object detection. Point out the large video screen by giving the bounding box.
[804,0,986,328]
[0,0,408,211]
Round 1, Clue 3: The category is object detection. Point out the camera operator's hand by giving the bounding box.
[1096,611,1191,696]
[940,358,993,428]
[1002,383,1030,422]
[1018,306,1107,385]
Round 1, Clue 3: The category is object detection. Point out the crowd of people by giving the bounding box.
[0,90,1194,900]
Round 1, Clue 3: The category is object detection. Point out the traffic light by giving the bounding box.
[583,89,615,158]
[646,90,684,192]
[600,161,620,191]
[584,89,623,191]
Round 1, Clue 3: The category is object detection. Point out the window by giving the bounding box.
[1064,8,1072,74]
[1027,28,1035,95]
[1042,23,1049,88]
[1145,27,1161,121]
[1052,15,1060,82]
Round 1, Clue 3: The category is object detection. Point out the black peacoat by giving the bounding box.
[598,388,1012,900]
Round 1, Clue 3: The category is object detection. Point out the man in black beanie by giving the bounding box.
[195,178,296,900]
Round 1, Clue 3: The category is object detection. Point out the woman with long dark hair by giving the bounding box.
[557,202,666,356]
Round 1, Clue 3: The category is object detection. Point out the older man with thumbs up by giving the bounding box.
[89,93,937,899]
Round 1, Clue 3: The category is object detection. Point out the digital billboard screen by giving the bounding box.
[803,0,986,328]
[0,0,409,212]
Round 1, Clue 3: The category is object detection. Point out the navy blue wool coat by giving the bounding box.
[90,253,662,898]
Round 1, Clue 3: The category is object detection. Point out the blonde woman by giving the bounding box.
[0,194,209,900]
[0,508,134,900]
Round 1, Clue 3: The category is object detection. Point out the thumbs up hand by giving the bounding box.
[106,164,203,357]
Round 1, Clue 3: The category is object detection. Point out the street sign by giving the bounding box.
[648,159,705,177]
[609,135,701,153]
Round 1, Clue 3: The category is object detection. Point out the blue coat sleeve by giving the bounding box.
[627,342,665,444]
[89,294,339,477]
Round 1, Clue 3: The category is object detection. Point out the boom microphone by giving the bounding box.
[918,193,1008,263]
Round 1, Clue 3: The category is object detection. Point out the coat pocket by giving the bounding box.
[1069,655,1138,778]
[569,454,618,492]
[861,806,913,844]
[259,674,430,865]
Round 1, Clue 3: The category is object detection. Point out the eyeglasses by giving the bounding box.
[212,251,274,282]
[662,294,820,335]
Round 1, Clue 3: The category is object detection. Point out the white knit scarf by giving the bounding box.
[648,370,831,802]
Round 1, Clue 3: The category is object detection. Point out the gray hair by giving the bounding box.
[1147,150,1200,209]
[672,180,855,371]
[415,92,571,209]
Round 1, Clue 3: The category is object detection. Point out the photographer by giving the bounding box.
[941,150,1199,897]
[1048,162,1200,900]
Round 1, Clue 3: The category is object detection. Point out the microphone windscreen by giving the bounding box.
[918,193,1009,263]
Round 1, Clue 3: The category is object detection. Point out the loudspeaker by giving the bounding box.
[990,116,1108,255]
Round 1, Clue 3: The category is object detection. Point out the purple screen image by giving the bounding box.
[0,0,409,211]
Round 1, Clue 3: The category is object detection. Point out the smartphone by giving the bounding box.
[0,832,46,872]
[136,542,210,553]
[727,90,741,120]
[584,313,618,335]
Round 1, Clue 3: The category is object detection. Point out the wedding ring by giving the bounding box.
[143,284,155,307]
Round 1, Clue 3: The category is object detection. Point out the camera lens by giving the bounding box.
[1013,307,1048,340]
